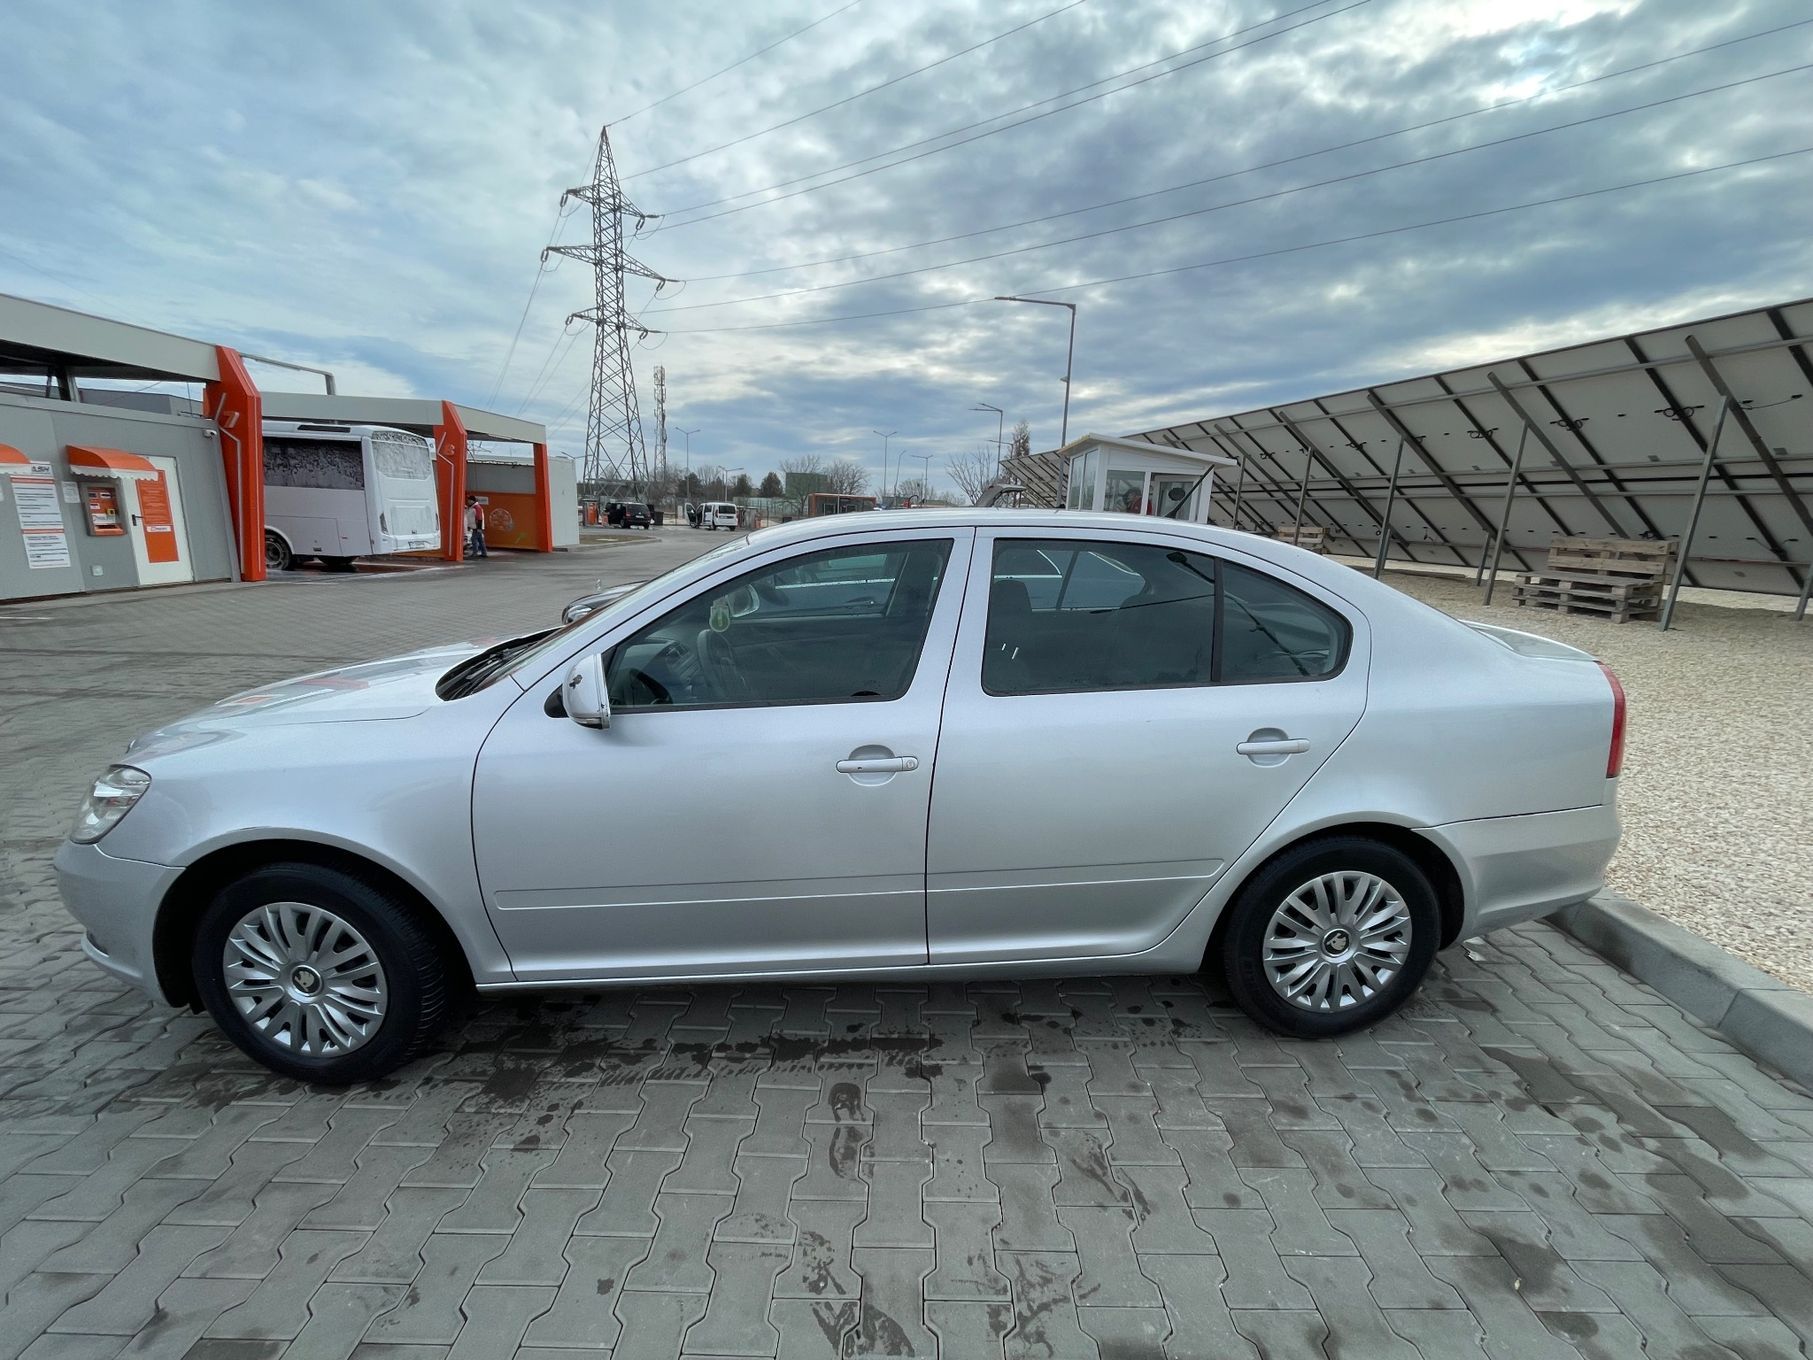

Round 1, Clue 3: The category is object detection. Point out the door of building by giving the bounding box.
[126,456,194,586]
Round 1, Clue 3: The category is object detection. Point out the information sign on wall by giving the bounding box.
[8,462,72,569]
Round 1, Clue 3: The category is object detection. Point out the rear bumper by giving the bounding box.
[53,839,181,1006]
[1422,799,1620,941]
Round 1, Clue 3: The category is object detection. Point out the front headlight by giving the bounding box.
[71,766,152,844]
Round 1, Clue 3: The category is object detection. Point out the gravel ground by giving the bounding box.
[1358,561,1813,993]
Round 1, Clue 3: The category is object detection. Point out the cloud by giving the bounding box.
[1,0,1809,495]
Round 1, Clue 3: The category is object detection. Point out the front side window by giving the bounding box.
[983,539,1349,695]
[606,539,953,710]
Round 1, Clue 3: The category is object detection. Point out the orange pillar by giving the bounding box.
[532,441,554,551]
[203,346,266,582]
[433,400,468,562]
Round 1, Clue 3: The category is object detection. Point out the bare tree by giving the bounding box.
[946,445,999,505]
[1008,419,1032,460]
[824,459,871,496]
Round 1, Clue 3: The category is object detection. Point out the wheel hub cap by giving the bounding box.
[1262,871,1412,1012]
[223,902,388,1056]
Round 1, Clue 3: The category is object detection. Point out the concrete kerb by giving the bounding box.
[1549,890,1813,1090]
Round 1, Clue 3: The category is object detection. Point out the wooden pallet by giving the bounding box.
[1544,535,1676,581]
[1512,572,1660,622]
[1274,525,1328,553]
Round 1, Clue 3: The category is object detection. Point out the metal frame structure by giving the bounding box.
[547,127,665,497]
[1132,297,1813,605]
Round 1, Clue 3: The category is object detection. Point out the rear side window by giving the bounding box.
[984,539,1217,695]
[1219,561,1348,681]
[983,539,1349,695]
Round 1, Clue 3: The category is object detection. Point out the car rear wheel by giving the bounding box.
[264,531,293,572]
[1221,837,1438,1038]
[192,862,450,1084]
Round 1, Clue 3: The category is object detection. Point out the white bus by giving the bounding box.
[262,421,441,571]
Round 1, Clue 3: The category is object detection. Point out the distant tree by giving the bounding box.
[758,470,783,498]
[1008,419,1032,461]
[946,446,999,504]
[731,472,754,498]
[824,459,870,496]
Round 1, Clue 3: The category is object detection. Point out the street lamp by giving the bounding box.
[912,452,934,503]
[994,296,1076,448]
[872,429,897,505]
[972,401,1005,472]
[677,426,699,496]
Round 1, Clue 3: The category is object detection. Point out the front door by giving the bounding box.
[926,529,1367,964]
[472,529,972,983]
[126,456,193,586]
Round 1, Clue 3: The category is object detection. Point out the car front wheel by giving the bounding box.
[1221,836,1438,1038]
[264,531,293,572]
[192,862,451,1083]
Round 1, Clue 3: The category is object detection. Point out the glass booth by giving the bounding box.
[1061,434,1234,525]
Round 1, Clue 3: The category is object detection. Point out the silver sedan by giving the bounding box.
[57,510,1623,1083]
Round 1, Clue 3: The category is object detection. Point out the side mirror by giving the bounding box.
[562,654,611,729]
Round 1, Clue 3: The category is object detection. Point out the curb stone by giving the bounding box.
[1548,890,1813,1091]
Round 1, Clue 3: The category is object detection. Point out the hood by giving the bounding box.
[125,639,496,759]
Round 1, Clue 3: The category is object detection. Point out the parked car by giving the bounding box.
[625,502,652,529]
[561,577,650,624]
[699,501,738,530]
[57,510,1622,1082]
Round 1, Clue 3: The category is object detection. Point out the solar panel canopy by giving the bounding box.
[1130,297,1813,596]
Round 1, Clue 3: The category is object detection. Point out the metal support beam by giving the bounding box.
[1482,425,1529,606]
[1660,396,1729,632]
[1796,558,1813,621]
[1366,391,1533,572]
[1685,334,1813,589]
[1275,409,1416,560]
[1291,448,1311,543]
[1230,455,1246,529]
[1374,439,1404,579]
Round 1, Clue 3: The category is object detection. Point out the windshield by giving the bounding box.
[474,531,757,689]
[370,431,433,480]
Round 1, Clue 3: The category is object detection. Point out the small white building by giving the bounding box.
[1059,433,1236,525]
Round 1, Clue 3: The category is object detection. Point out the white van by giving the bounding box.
[262,421,441,570]
[700,501,739,531]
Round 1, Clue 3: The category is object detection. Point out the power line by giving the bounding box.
[647,0,1362,228]
[486,197,578,406]
[684,16,1813,283]
[649,145,1813,335]
[646,62,1813,314]
[611,0,869,125]
[624,0,1095,181]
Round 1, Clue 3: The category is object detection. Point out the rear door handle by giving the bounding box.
[1235,738,1310,756]
[836,756,918,774]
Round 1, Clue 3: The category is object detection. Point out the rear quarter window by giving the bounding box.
[1219,561,1350,681]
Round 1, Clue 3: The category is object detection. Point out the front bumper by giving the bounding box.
[53,838,182,1006]
[1422,799,1621,941]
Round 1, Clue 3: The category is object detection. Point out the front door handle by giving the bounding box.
[1235,737,1310,756]
[837,756,919,774]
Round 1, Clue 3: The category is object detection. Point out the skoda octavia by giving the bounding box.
[57,510,1623,1083]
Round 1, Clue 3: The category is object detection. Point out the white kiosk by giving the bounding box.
[1059,434,1235,524]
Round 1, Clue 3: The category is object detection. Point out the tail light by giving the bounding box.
[1599,662,1626,777]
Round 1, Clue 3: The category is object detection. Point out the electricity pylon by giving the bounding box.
[544,126,666,495]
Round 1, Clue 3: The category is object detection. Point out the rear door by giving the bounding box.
[925,527,1368,964]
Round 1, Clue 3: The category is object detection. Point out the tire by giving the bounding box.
[1220,836,1438,1038]
[192,862,451,1084]
[264,531,293,573]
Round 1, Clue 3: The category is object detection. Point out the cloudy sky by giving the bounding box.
[2,0,1809,494]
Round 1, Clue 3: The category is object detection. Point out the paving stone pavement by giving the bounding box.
[3,539,1812,1358]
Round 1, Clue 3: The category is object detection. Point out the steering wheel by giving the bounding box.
[695,628,750,702]
[620,669,672,706]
